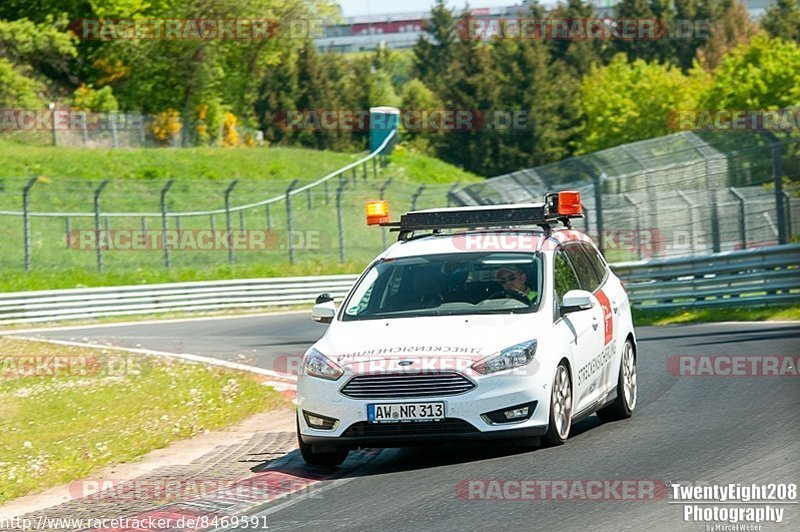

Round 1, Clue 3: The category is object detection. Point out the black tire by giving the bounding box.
[297,418,349,467]
[596,339,637,422]
[542,362,572,447]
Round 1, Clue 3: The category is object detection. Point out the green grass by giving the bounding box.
[0,143,481,291]
[0,336,289,504]
[632,304,800,326]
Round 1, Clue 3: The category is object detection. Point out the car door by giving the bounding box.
[579,241,626,397]
[552,247,602,415]
[563,244,608,410]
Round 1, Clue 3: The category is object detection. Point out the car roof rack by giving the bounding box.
[378,192,584,241]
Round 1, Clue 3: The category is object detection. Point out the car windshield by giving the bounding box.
[341,252,543,321]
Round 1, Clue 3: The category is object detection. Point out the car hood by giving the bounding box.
[314,313,547,369]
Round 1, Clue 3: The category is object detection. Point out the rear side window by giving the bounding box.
[554,250,581,301]
[564,244,602,292]
[581,243,608,284]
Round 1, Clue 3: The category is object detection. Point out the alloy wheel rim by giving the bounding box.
[552,365,572,439]
[622,342,637,410]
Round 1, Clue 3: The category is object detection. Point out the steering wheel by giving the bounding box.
[485,290,532,306]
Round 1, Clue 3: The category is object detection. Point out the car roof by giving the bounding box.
[381,228,595,260]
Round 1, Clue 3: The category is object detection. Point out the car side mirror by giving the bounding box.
[315,293,334,304]
[560,289,594,315]
[312,294,336,323]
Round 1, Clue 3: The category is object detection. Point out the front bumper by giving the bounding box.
[297,371,550,447]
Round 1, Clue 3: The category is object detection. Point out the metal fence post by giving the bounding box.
[22,177,38,272]
[729,187,747,249]
[307,187,312,210]
[703,160,721,253]
[224,180,239,264]
[411,185,426,211]
[65,217,71,249]
[363,161,368,181]
[285,179,299,265]
[141,216,147,236]
[265,204,272,230]
[772,143,787,245]
[379,178,393,250]
[783,191,793,241]
[93,180,109,272]
[372,158,377,180]
[336,177,347,264]
[622,193,643,260]
[593,173,605,254]
[239,211,246,232]
[324,180,329,205]
[161,180,174,268]
[210,214,215,232]
[49,105,57,146]
[581,203,591,235]
[379,178,393,201]
[81,112,88,146]
[676,190,697,254]
[446,182,461,207]
[110,114,118,148]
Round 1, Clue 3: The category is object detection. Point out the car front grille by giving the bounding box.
[340,372,475,399]
[342,419,478,438]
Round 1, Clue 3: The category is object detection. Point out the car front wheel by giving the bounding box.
[297,418,349,467]
[596,339,637,422]
[542,362,572,446]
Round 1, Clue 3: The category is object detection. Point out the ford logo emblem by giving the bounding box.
[398,360,414,366]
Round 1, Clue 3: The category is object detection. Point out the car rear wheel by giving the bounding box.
[542,362,572,446]
[297,418,349,467]
[596,339,637,422]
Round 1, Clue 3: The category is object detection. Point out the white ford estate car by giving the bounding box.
[297,192,637,466]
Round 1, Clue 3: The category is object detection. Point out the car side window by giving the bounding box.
[580,243,608,285]
[554,250,581,302]
[564,244,602,292]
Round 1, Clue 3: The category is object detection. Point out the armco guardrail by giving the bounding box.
[0,275,359,325]
[611,244,800,310]
[1,245,797,325]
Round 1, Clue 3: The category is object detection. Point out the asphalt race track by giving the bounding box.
[8,317,800,531]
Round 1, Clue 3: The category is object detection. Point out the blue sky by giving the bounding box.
[336,0,532,17]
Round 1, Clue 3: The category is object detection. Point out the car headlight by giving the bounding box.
[472,340,537,375]
[303,348,344,381]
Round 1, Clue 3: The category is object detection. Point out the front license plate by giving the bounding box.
[367,402,445,423]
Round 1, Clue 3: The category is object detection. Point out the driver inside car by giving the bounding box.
[495,267,537,302]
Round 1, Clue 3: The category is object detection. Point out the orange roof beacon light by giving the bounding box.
[366,200,390,226]
[557,191,582,216]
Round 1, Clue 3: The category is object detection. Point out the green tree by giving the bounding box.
[696,0,756,71]
[577,54,708,153]
[700,34,800,110]
[0,17,77,107]
[761,0,800,43]
[546,0,604,77]
[400,78,442,151]
[412,0,457,91]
